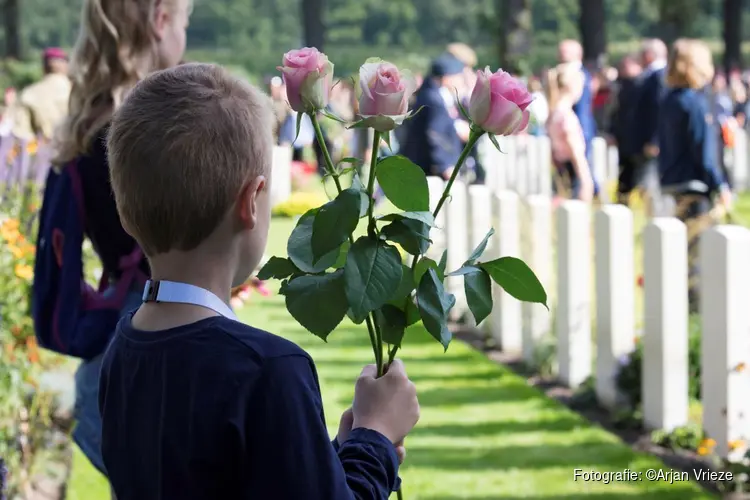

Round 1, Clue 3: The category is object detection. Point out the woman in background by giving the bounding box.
[546,62,594,203]
[657,38,732,312]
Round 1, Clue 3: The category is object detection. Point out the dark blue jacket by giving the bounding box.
[573,67,596,150]
[609,77,642,157]
[401,78,462,176]
[635,67,667,151]
[658,88,726,195]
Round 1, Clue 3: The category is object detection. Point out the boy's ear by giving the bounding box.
[152,1,168,41]
[237,176,266,230]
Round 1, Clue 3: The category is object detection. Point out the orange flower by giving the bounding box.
[1,227,21,245]
[26,337,40,364]
[26,140,38,155]
[14,263,33,281]
[697,446,709,456]
[4,342,15,362]
[700,438,717,449]
[736,362,746,373]
[2,218,20,231]
[10,325,22,337]
[8,244,24,259]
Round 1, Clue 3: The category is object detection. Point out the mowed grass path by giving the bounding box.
[67,216,715,499]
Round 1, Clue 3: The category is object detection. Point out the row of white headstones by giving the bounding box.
[429,187,750,463]
[268,132,750,461]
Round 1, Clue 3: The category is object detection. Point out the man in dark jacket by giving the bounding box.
[609,54,643,204]
[402,54,465,179]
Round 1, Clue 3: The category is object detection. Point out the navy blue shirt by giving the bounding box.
[658,87,726,194]
[99,314,400,499]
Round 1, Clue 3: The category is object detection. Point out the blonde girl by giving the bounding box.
[546,62,595,202]
[52,0,190,486]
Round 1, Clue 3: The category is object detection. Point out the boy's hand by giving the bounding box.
[339,408,407,464]
[352,360,420,445]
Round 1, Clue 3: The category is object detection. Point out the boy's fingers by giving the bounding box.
[359,364,377,378]
[395,445,406,464]
[384,358,406,378]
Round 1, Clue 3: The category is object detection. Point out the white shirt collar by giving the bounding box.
[646,60,667,73]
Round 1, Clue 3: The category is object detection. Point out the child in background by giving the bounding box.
[101,62,419,500]
[49,0,190,485]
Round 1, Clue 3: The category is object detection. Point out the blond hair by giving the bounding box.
[447,43,477,68]
[546,62,583,109]
[107,63,274,256]
[667,39,714,90]
[53,0,185,166]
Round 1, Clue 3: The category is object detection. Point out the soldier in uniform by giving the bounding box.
[11,48,71,142]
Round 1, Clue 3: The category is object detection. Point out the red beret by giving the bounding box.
[43,47,67,60]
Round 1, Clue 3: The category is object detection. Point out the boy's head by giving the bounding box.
[108,63,274,287]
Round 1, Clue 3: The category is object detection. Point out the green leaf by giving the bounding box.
[311,188,361,263]
[378,211,435,227]
[333,240,351,269]
[387,264,416,307]
[447,266,477,277]
[466,228,494,264]
[321,108,347,123]
[464,268,493,324]
[405,298,421,326]
[339,157,362,168]
[480,256,548,307]
[293,111,304,144]
[350,173,370,217]
[375,305,407,347]
[455,88,470,121]
[416,269,455,350]
[381,218,430,256]
[256,257,299,281]
[375,156,430,212]
[288,209,341,273]
[438,250,448,275]
[284,270,348,340]
[381,131,392,152]
[414,257,444,284]
[344,237,404,323]
[489,134,503,154]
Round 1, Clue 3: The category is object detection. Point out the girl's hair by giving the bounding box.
[53,0,180,165]
[547,62,583,109]
[666,39,714,90]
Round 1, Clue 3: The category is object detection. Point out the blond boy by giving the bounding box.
[100,63,419,500]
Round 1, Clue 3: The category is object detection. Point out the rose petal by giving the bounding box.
[468,68,492,126]
[359,114,408,133]
[359,62,381,101]
[515,109,530,133]
[482,93,522,136]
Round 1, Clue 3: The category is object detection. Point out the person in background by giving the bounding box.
[730,76,748,128]
[11,48,71,142]
[278,110,315,162]
[658,39,732,313]
[402,53,465,180]
[711,72,736,187]
[527,77,549,136]
[267,76,290,144]
[634,38,668,214]
[49,0,191,491]
[609,54,644,204]
[558,39,597,194]
[546,62,595,203]
[0,88,16,138]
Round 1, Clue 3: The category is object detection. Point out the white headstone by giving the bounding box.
[503,138,518,192]
[592,137,609,203]
[522,195,552,364]
[642,218,689,431]
[445,179,470,317]
[468,184,493,253]
[526,136,540,195]
[557,200,592,388]
[537,135,552,197]
[427,176,447,261]
[515,137,529,196]
[271,146,292,207]
[489,190,522,353]
[732,129,748,192]
[607,145,619,189]
[701,226,750,459]
[594,205,635,409]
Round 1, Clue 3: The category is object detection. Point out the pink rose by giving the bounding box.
[278,48,334,113]
[357,58,417,132]
[469,68,533,136]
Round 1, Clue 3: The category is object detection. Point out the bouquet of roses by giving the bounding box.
[258,48,547,497]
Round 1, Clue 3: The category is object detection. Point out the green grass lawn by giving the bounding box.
[66,214,717,499]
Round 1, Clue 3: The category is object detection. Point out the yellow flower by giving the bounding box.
[8,244,24,259]
[736,362,746,373]
[729,440,745,451]
[697,446,709,456]
[22,243,35,256]
[699,438,716,449]
[14,263,33,281]
[26,140,38,155]
[2,218,20,231]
